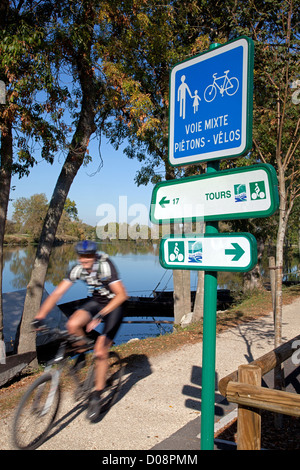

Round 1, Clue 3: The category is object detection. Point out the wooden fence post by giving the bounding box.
[237,364,262,450]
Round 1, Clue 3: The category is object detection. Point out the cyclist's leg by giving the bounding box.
[93,306,123,391]
[67,309,91,335]
[87,313,122,421]
[87,308,123,421]
[94,335,112,391]
[87,335,112,421]
[67,300,100,351]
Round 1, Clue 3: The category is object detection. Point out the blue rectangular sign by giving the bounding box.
[169,37,254,166]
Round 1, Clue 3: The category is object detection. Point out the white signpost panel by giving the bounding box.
[150,163,278,224]
[159,233,257,272]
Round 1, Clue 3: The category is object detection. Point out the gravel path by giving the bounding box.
[1,297,299,450]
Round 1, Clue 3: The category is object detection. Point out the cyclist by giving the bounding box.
[32,240,128,422]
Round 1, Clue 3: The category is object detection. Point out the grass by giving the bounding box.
[115,284,300,362]
[1,284,300,416]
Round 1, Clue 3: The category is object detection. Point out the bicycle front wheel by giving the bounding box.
[225,77,239,96]
[12,373,61,450]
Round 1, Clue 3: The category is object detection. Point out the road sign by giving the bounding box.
[150,163,279,224]
[169,36,254,166]
[159,233,257,272]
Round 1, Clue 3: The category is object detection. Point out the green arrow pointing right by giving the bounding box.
[225,243,245,261]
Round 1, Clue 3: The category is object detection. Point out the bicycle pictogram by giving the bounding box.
[250,181,266,200]
[169,242,184,262]
[204,70,239,103]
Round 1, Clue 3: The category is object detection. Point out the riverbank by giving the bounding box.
[3,233,78,246]
[115,284,300,361]
[0,285,299,450]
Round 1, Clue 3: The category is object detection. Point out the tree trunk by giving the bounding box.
[243,239,264,291]
[192,271,204,321]
[0,121,12,344]
[172,223,191,324]
[268,254,276,317]
[273,165,293,398]
[173,270,191,324]
[274,217,286,392]
[18,92,96,355]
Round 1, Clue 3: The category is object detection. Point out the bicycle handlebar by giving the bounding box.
[32,325,95,350]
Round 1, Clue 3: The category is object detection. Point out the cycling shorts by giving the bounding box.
[80,299,123,341]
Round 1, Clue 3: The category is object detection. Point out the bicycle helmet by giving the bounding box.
[75,240,97,255]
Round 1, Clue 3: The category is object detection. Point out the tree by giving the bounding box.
[98,0,300,330]
[94,0,213,323]
[12,193,48,239]
[228,1,300,393]
[11,194,82,241]
[18,0,109,354]
[18,1,101,353]
[259,3,299,392]
[64,198,79,221]
[0,0,67,344]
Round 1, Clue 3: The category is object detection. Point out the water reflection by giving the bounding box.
[3,241,300,299]
[2,241,299,346]
[3,241,164,299]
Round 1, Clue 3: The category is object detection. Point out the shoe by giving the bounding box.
[87,390,102,422]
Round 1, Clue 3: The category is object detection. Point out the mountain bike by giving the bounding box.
[12,327,124,450]
[204,70,239,102]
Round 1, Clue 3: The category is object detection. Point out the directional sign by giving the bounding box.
[169,36,254,166]
[159,233,257,272]
[150,163,279,224]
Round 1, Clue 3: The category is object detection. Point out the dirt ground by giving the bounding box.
[217,410,300,450]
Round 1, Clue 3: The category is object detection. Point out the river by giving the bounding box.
[2,241,299,346]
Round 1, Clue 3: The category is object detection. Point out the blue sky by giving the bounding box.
[8,136,155,228]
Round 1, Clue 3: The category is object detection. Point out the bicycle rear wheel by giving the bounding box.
[100,351,124,413]
[12,373,61,450]
[204,84,216,102]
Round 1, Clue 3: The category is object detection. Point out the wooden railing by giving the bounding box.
[218,334,300,450]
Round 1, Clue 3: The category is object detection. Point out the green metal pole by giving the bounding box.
[200,159,219,450]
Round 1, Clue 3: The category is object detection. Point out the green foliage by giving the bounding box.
[95,0,299,204]
[89,0,300,267]
[10,194,93,242]
[0,2,70,176]
[1,0,299,245]
[97,1,211,183]
[12,193,49,239]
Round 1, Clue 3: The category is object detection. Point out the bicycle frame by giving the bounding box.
[212,72,232,93]
[39,370,61,416]
[40,341,68,415]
